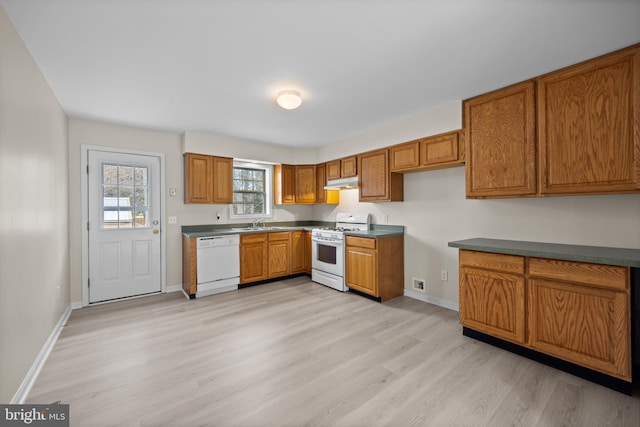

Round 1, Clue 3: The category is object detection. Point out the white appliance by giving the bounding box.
[311,213,370,292]
[196,234,240,298]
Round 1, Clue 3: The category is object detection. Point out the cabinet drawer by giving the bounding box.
[528,258,628,291]
[459,250,524,274]
[241,233,267,244]
[268,232,290,241]
[346,236,376,249]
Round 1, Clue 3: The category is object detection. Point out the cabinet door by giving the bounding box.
[528,278,630,380]
[326,160,341,180]
[212,156,233,204]
[295,165,316,204]
[304,231,312,274]
[268,237,290,278]
[459,267,526,344]
[345,245,377,296]
[291,231,305,274]
[464,81,536,198]
[182,235,197,296]
[359,149,403,202]
[390,141,420,171]
[341,156,357,177]
[184,153,213,203]
[315,163,327,204]
[538,46,640,195]
[274,164,296,204]
[420,131,461,167]
[240,234,268,283]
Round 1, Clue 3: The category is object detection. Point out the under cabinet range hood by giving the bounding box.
[324,176,359,190]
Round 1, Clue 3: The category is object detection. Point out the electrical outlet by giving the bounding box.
[383,214,389,223]
[168,216,177,224]
[441,270,448,281]
[412,277,426,293]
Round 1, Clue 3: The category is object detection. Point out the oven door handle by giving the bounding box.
[312,237,343,246]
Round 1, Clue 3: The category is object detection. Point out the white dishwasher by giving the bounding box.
[196,235,240,298]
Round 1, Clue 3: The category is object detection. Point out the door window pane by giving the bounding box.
[102,163,149,229]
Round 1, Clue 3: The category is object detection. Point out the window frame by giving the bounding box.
[230,161,273,219]
[100,161,151,230]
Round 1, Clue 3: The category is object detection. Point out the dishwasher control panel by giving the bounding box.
[196,235,240,248]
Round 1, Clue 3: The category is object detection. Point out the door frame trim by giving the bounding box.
[81,144,166,307]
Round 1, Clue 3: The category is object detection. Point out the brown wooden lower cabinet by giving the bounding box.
[459,266,526,345]
[528,278,630,380]
[345,235,404,301]
[240,233,268,283]
[240,231,310,284]
[290,231,305,274]
[304,231,312,274]
[457,249,632,385]
[268,232,290,278]
[182,235,197,296]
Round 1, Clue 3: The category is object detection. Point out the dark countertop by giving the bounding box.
[448,238,640,268]
[344,224,404,238]
[182,222,404,238]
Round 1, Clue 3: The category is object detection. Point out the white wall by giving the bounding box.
[180,129,314,221]
[68,120,183,303]
[0,7,70,403]
[314,102,640,307]
[71,99,640,310]
[68,120,314,304]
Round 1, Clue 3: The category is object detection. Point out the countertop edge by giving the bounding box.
[448,238,640,268]
[183,224,405,239]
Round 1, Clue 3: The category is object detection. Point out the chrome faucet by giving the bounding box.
[251,218,266,228]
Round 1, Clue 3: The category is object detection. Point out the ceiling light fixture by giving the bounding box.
[276,90,302,110]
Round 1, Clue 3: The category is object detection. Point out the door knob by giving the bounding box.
[153,229,159,234]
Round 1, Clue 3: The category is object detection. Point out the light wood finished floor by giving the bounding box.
[28,277,639,426]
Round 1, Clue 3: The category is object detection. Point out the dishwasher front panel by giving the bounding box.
[196,235,240,285]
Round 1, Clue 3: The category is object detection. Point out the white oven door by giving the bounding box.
[311,238,344,277]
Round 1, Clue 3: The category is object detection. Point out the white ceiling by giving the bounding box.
[2,0,639,148]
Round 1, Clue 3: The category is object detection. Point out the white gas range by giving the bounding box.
[311,212,370,292]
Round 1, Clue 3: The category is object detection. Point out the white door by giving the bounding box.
[88,150,161,303]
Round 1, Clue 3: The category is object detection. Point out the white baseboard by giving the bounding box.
[404,288,459,312]
[70,301,82,310]
[166,284,182,293]
[11,304,73,404]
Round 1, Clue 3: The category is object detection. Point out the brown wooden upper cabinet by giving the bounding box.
[537,46,640,195]
[464,43,640,199]
[274,164,318,204]
[341,156,357,177]
[390,130,465,173]
[315,163,339,204]
[274,164,296,204]
[316,163,327,204]
[184,153,233,204]
[294,164,317,204]
[326,156,357,180]
[464,81,537,198]
[326,159,341,180]
[358,149,403,202]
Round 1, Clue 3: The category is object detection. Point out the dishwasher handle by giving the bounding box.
[196,235,240,248]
